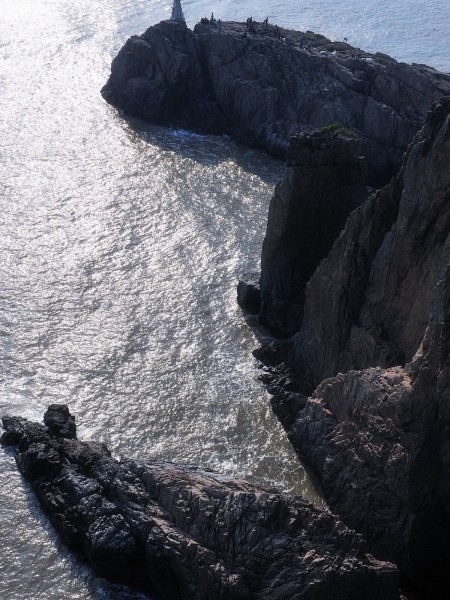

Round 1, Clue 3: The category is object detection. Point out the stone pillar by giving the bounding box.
[259,131,367,337]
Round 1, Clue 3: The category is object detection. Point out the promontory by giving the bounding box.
[101,19,450,185]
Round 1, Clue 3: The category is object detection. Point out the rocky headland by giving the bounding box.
[2,18,449,600]
[1,405,401,600]
[101,20,450,186]
[248,96,450,597]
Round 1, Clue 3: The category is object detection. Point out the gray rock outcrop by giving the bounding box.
[1,405,401,600]
[101,21,226,137]
[259,131,367,336]
[102,20,450,185]
[261,97,450,595]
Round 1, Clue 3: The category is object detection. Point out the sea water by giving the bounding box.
[0,0,448,598]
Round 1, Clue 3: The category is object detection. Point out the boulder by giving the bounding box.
[237,272,261,313]
[44,404,76,439]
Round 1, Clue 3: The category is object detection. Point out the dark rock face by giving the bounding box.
[264,98,450,595]
[102,20,450,185]
[1,407,401,600]
[259,132,367,337]
[294,96,450,386]
[237,272,260,313]
[101,21,226,135]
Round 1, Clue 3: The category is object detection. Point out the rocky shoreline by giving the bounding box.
[2,17,449,600]
[101,20,450,186]
[1,405,401,600]
[244,96,450,598]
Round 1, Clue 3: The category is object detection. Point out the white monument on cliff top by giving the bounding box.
[170,0,186,25]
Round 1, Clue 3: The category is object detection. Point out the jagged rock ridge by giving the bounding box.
[257,97,450,596]
[294,96,450,384]
[101,20,450,186]
[1,406,400,600]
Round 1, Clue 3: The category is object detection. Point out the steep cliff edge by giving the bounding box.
[101,20,450,186]
[259,98,450,595]
[294,96,450,384]
[259,131,367,336]
[1,406,400,600]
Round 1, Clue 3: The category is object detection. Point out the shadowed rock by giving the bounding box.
[1,407,400,600]
[293,96,450,385]
[102,20,450,186]
[259,131,368,336]
[258,97,450,595]
[237,272,261,313]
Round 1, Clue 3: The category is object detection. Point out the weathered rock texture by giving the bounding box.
[294,96,450,386]
[263,97,450,596]
[102,20,450,185]
[1,405,401,600]
[259,132,367,336]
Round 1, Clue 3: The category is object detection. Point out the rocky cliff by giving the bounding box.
[101,20,450,186]
[1,405,400,600]
[257,97,450,596]
[294,96,450,385]
[259,131,367,336]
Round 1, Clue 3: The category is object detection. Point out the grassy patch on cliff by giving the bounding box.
[320,122,357,139]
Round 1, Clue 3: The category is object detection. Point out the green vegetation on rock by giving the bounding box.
[319,122,357,139]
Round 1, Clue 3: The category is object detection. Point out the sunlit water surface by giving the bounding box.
[1,0,448,598]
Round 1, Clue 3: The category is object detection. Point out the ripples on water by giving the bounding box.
[0,0,448,598]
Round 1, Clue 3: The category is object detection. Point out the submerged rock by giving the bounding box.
[1,406,400,600]
[102,20,450,186]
